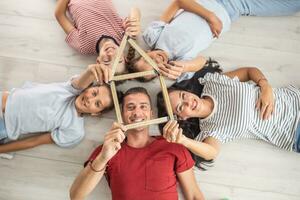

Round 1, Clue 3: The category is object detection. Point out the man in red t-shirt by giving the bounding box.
[70,87,205,200]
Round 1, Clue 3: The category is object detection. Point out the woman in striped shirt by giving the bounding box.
[55,0,141,74]
[157,60,300,167]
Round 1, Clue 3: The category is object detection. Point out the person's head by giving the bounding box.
[157,58,222,169]
[121,87,153,132]
[75,84,114,116]
[96,36,126,74]
[128,49,169,82]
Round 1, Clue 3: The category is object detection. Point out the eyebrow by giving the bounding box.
[126,102,150,107]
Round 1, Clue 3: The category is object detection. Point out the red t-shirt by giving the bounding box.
[85,136,195,200]
[66,0,124,55]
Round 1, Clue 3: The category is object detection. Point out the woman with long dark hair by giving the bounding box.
[157,59,300,168]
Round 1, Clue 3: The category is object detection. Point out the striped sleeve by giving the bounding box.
[65,28,81,53]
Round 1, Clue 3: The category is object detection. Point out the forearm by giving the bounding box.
[160,0,180,23]
[55,0,74,34]
[182,137,218,160]
[71,68,95,90]
[70,155,108,200]
[177,169,205,200]
[177,0,213,21]
[179,56,207,73]
[225,67,270,87]
[0,133,53,153]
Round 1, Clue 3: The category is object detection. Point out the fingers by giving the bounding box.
[158,63,182,80]
[94,65,103,85]
[111,122,127,132]
[89,65,99,82]
[100,64,109,84]
[263,104,273,120]
[105,128,126,143]
[93,64,112,84]
[125,19,140,38]
[163,120,180,143]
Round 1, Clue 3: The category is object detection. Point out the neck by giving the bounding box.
[199,96,214,119]
[126,128,154,148]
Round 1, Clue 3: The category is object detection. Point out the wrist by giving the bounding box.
[206,11,215,22]
[181,135,189,146]
[97,152,110,164]
[257,78,269,88]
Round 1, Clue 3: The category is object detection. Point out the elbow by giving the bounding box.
[54,10,61,21]
[202,148,219,161]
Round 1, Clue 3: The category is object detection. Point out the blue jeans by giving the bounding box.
[217,0,300,21]
[0,91,8,141]
[294,121,300,153]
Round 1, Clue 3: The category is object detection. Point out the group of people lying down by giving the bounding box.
[1,0,300,199]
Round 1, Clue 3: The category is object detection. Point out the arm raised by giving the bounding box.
[55,0,75,34]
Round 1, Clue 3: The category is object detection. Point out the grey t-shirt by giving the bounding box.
[5,80,84,147]
[143,0,231,82]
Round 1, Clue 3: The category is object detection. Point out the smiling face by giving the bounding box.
[133,50,169,81]
[122,92,153,132]
[169,90,203,120]
[75,85,112,116]
[96,39,126,74]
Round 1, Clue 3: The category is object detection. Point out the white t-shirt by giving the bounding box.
[5,81,85,147]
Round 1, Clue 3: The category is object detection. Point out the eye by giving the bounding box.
[141,105,148,110]
[127,105,134,110]
[178,104,183,113]
[182,93,186,100]
[93,91,97,97]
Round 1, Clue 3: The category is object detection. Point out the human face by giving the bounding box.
[122,93,153,131]
[75,86,112,115]
[133,50,168,81]
[169,90,202,120]
[97,39,126,74]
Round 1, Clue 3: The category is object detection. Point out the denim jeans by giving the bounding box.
[294,121,300,153]
[216,0,300,21]
[0,91,8,140]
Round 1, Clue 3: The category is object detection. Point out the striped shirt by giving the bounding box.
[196,73,300,151]
[66,0,124,55]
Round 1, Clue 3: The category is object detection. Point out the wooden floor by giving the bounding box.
[0,1,300,200]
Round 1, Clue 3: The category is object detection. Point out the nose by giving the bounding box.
[132,107,143,118]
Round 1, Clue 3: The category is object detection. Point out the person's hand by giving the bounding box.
[88,64,112,84]
[256,83,274,120]
[163,120,186,144]
[123,17,141,39]
[99,122,127,162]
[158,61,184,80]
[207,13,223,38]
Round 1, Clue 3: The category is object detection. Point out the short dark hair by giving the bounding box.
[95,35,119,53]
[121,87,152,109]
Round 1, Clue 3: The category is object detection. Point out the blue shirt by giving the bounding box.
[5,80,85,147]
[143,0,231,82]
